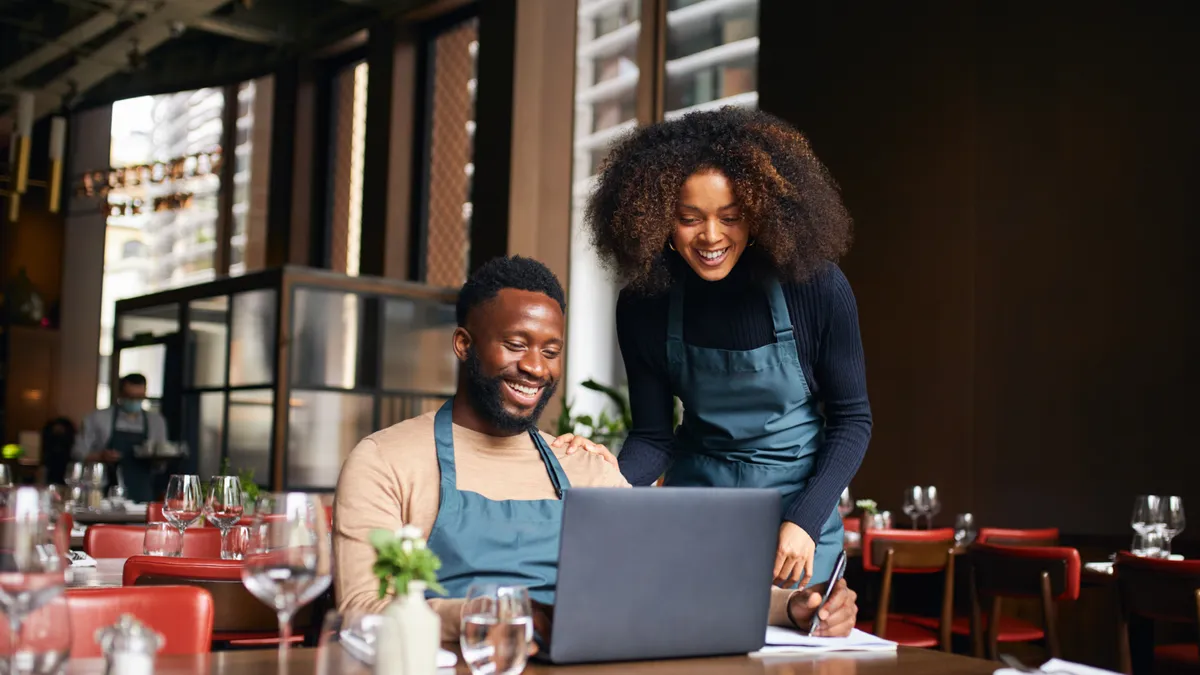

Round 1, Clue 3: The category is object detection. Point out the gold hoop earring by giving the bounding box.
[668,240,676,251]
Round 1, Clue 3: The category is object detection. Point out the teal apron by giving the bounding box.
[107,408,155,503]
[662,278,844,586]
[425,400,571,604]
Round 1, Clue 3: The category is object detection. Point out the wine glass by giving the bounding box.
[0,593,71,674]
[902,486,927,530]
[1131,495,1164,537]
[1162,496,1185,556]
[0,487,67,669]
[63,464,84,508]
[461,583,534,675]
[925,486,942,529]
[954,513,977,546]
[205,477,245,559]
[837,487,853,518]
[242,493,333,659]
[81,463,106,511]
[162,475,203,537]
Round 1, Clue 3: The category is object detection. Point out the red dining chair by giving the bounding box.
[1114,552,1200,674]
[843,517,862,533]
[976,528,1060,547]
[66,586,214,657]
[911,543,1079,659]
[84,524,223,558]
[856,528,957,650]
[123,556,316,647]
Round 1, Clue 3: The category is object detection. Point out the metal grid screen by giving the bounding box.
[423,19,478,288]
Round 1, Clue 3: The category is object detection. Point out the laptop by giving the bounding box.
[540,487,781,664]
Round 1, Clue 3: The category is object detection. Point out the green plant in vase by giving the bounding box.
[369,525,444,675]
[369,525,446,599]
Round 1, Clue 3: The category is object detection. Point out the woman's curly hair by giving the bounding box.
[585,107,853,293]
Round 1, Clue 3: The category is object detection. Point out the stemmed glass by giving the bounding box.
[461,583,534,675]
[837,488,854,518]
[82,463,106,511]
[162,475,204,538]
[242,493,332,659]
[63,464,84,508]
[1162,496,1185,556]
[925,486,942,529]
[206,477,245,560]
[0,487,69,673]
[954,513,977,546]
[903,486,928,530]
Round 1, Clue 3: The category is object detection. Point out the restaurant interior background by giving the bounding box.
[1,0,1197,542]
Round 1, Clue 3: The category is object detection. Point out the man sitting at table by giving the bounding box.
[334,256,858,640]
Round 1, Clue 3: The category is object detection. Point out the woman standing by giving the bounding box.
[565,108,871,589]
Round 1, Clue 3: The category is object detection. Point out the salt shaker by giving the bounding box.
[95,614,164,675]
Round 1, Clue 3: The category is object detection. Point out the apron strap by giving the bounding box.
[765,278,795,343]
[530,431,571,498]
[667,282,685,343]
[433,400,458,491]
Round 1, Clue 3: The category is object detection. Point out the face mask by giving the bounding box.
[119,399,143,414]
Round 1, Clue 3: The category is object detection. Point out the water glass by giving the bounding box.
[242,493,333,659]
[954,513,977,546]
[0,487,68,669]
[865,510,893,530]
[142,522,183,557]
[0,464,12,488]
[163,475,204,535]
[0,593,71,675]
[461,583,534,675]
[221,525,250,561]
[1131,529,1167,558]
[837,487,853,518]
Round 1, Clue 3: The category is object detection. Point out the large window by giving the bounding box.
[566,0,760,416]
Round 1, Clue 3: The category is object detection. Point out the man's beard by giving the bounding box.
[464,348,558,433]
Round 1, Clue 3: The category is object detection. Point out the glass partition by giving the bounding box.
[112,266,458,491]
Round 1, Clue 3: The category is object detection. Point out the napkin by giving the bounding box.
[67,550,97,567]
[993,658,1120,674]
[339,628,457,669]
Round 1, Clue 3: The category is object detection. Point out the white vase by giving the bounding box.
[374,581,441,675]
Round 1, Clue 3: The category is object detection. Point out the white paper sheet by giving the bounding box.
[754,627,898,654]
[993,657,1121,675]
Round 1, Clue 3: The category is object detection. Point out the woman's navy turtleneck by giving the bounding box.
[615,261,872,538]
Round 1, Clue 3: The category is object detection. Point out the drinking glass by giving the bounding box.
[142,523,183,557]
[902,486,927,530]
[460,583,534,675]
[0,465,11,488]
[954,513,977,546]
[0,487,68,669]
[82,462,106,511]
[1162,496,1185,556]
[221,526,250,561]
[924,486,941,528]
[1131,529,1167,558]
[0,593,71,674]
[63,464,84,508]
[242,493,333,659]
[837,488,853,518]
[163,475,204,536]
[1131,495,1164,537]
[206,476,245,557]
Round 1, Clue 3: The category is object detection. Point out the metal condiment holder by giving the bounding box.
[95,614,164,675]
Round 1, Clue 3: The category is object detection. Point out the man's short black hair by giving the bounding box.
[456,256,566,327]
[118,373,147,389]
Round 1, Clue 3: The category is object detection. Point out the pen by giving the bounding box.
[810,550,848,635]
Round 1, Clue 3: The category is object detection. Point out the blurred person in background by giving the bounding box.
[72,373,166,502]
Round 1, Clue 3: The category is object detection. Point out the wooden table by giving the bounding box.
[66,558,126,588]
[64,646,1001,674]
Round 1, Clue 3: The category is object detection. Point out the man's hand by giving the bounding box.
[775,521,816,588]
[550,433,618,471]
[529,599,555,656]
[786,578,858,637]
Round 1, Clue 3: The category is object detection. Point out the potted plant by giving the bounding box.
[856,499,893,530]
[369,526,445,675]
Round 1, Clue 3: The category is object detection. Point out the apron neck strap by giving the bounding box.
[764,278,794,342]
[667,282,685,343]
[434,398,571,498]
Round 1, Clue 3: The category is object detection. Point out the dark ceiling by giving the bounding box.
[0,0,437,119]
